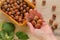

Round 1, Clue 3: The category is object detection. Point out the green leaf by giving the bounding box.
[0,39,3,40]
[20,39,27,40]
[5,32,14,40]
[2,22,15,34]
[16,32,29,39]
[0,31,5,40]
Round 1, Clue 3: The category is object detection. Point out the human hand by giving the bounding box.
[25,9,57,40]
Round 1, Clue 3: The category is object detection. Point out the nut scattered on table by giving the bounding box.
[49,19,53,25]
[52,5,56,11]
[52,14,56,20]
[42,0,46,6]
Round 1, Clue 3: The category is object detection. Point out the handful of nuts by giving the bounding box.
[1,0,34,24]
[28,10,43,29]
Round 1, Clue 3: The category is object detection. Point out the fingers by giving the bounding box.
[41,22,53,34]
[27,22,35,33]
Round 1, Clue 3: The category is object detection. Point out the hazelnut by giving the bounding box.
[23,5,27,8]
[26,7,30,11]
[10,8,13,11]
[35,23,41,29]
[8,12,12,15]
[10,0,13,4]
[3,2,7,5]
[53,23,58,29]
[8,4,11,8]
[2,9,5,12]
[20,11,23,14]
[16,12,20,15]
[20,3,23,7]
[28,15,34,21]
[23,9,26,13]
[13,0,16,2]
[17,5,20,9]
[14,2,18,7]
[14,15,19,20]
[23,2,26,5]
[6,0,9,3]
[19,0,23,3]
[52,5,56,11]
[5,11,8,14]
[42,0,46,6]
[20,7,23,11]
[17,1,20,5]
[52,14,56,20]
[37,19,43,25]
[15,9,18,13]
[34,16,39,21]
[31,20,36,26]
[6,8,10,12]
[4,4,8,9]
[13,6,16,10]
[49,19,53,25]
[10,15,14,18]
[11,4,14,7]
[11,11,15,14]
[20,13,24,19]
[18,16,23,22]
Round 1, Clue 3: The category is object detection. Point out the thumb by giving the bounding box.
[27,22,35,33]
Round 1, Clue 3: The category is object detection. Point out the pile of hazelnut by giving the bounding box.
[1,0,33,23]
[28,13,43,29]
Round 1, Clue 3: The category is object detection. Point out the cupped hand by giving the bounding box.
[25,9,57,40]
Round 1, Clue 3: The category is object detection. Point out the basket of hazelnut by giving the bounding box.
[0,0,35,26]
